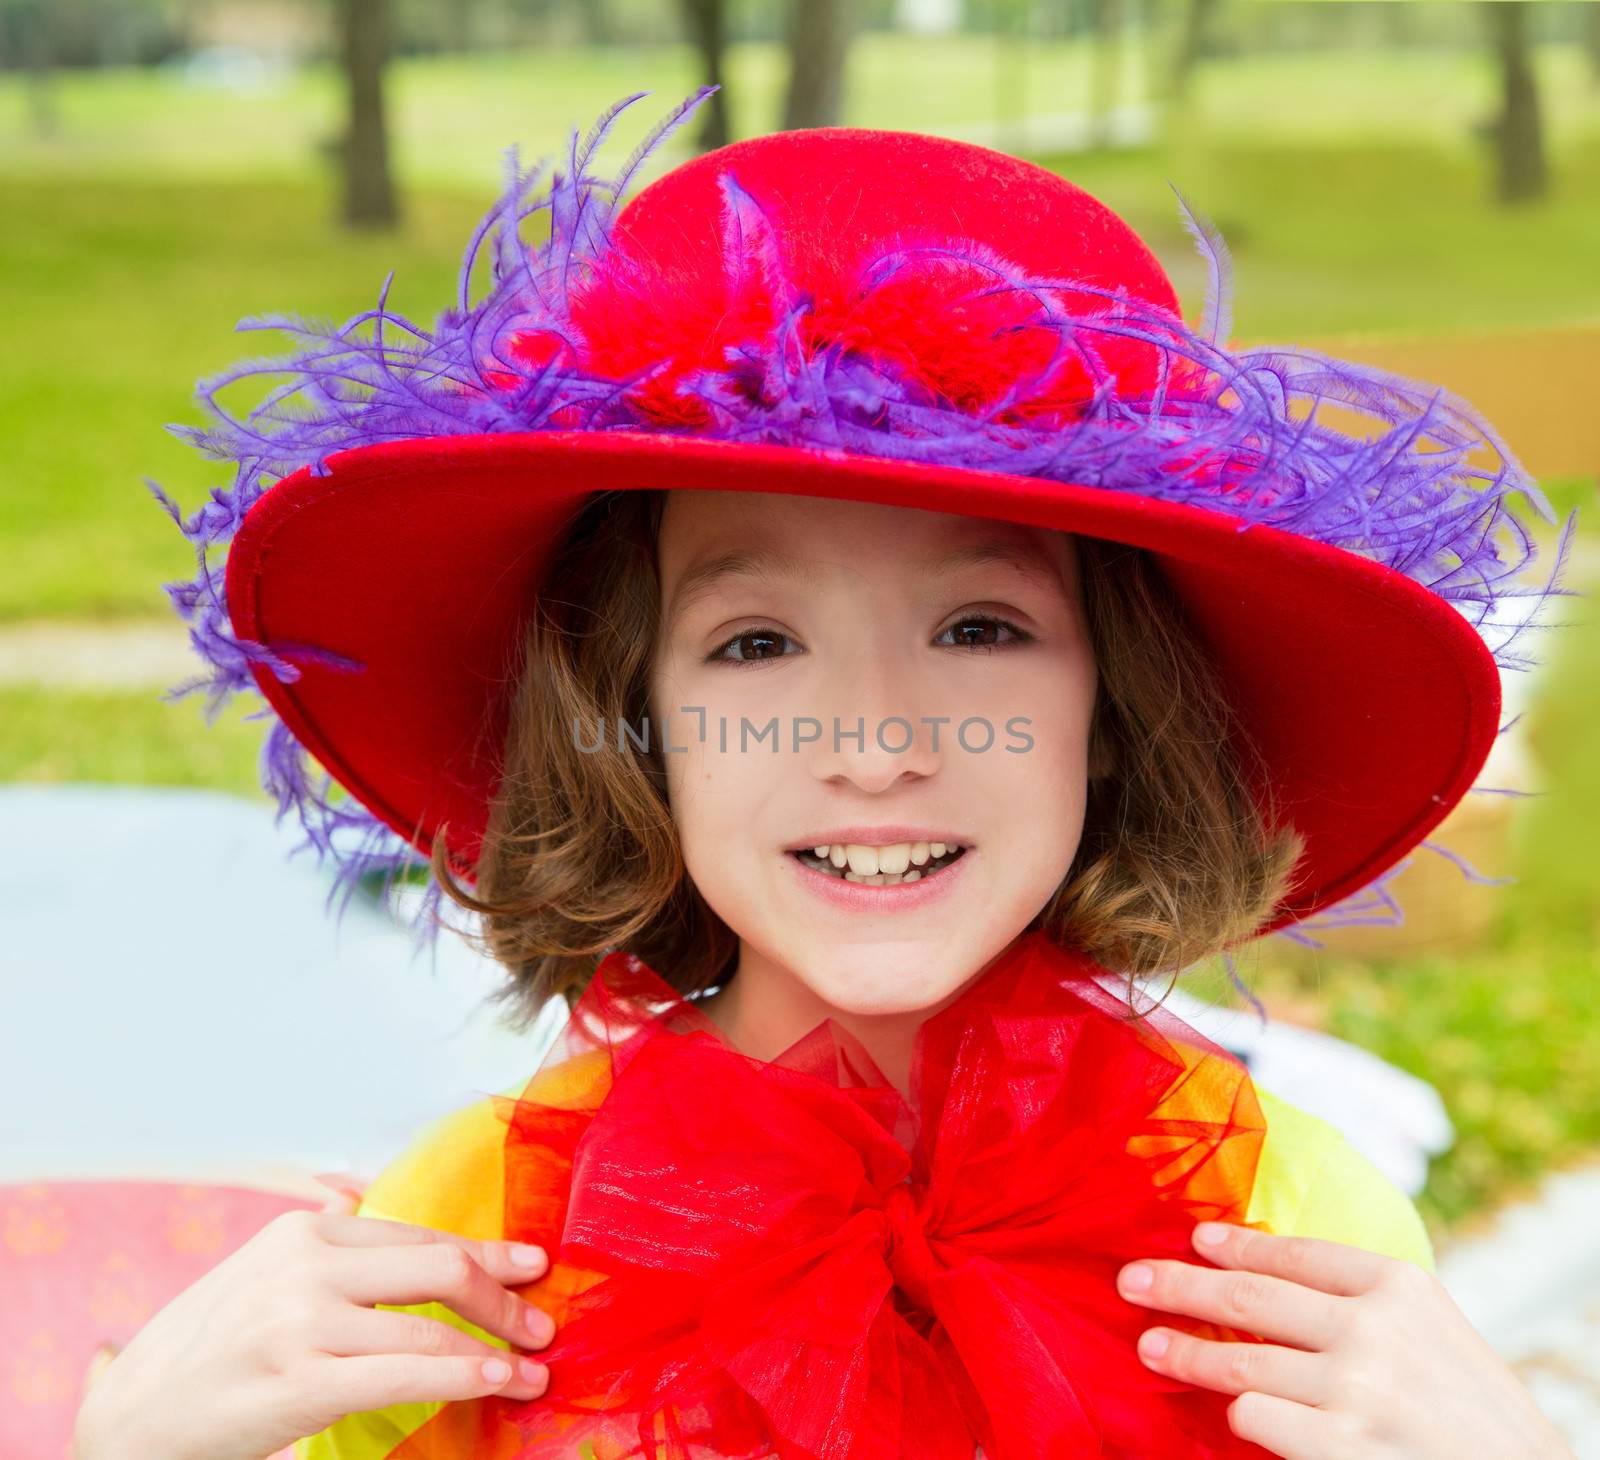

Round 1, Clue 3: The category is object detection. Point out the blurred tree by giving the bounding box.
[1170,0,1217,102]
[579,0,615,46]
[985,0,1030,147]
[1087,0,1123,147]
[7,0,57,135]
[340,0,399,228]
[678,0,731,150]
[1032,0,1073,40]
[781,0,855,129]
[443,0,474,51]
[0,0,179,70]
[1486,0,1547,203]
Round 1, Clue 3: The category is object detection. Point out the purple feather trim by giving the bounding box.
[147,85,1580,986]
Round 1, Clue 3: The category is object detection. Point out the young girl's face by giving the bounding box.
[649,489,1097,1022]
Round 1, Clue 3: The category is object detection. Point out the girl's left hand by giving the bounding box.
[1117,1222,1575,1459]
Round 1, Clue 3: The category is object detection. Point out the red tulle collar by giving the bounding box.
[403,930,1277,1459]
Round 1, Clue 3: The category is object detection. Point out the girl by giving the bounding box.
[83,87,1575,1459]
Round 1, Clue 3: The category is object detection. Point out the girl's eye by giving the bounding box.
[707,627,798,665]
[707,615,1034,665]
[938,614,1034,652]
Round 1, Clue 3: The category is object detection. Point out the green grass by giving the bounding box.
[0,682,267,790]
[4,32,1599,186]
[0,180,492,620]
[1037,136,1600,338]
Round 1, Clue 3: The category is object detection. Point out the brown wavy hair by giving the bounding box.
[429,487,1306,1031]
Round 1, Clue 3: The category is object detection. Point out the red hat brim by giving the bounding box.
[226,427,1499,944]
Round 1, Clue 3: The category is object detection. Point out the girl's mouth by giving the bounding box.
[789,843,969,887]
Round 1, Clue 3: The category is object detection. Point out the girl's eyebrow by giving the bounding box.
[666,547,826,628]
[665,539,1062,628]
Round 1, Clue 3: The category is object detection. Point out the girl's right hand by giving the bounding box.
[71,1177,558,1460]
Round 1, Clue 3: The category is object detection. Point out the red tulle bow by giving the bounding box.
[484,930,1278,1460]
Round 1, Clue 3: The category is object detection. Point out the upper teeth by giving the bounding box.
[805,842,957,875]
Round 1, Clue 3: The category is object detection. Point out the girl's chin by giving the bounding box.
[767,933,995,1020]
[792,975,970,1022]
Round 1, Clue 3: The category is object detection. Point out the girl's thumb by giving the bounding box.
[312,1171,370,1209]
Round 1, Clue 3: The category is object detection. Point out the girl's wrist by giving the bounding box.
[1535,1429,1578,1460]
[1520,1407,1576,1460]
[71,1384,195,1460]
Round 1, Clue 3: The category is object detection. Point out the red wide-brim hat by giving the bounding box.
[153,87,1573,957]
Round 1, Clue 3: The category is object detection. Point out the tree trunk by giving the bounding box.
[1487,0,1546,203]
[340,0,399,229]
[580,0,614,47]
[781,0,854,130]
[1170,0,1218,102]
[1088,0,1124,147]
[22,1,58,139]
[679,0,731,151]
[444,0,474,52]
[993,0,1028,149]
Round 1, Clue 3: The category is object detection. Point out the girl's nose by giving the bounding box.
[805,683,947,790]
[815,731,940,794]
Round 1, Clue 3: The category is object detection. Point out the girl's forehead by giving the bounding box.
[655,490,1078,628]
[657,488,1070,563]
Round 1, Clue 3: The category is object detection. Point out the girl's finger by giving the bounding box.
[318,1302,555,1365]
[1190,1222,1394,1299]
[1118,1258,1346,1350]
[300,1348,551,1419]
[312,1172,369,1196]
[1226,1388,1347,1459]
[321,1240,555,1356]
[314,1210,549,1282]
[1136,1325,1330,1407]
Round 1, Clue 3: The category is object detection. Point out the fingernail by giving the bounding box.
[509,1243,546,1269]
[1120,1263,1154,1292]
[525,1305,555,1346]
[1194,1222,1228,1247]
[518,1358,548,1390]
[482,1359,512,1383]
[1140,1329,1171,1360]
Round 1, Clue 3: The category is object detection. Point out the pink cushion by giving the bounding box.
[1,1180,319,1458]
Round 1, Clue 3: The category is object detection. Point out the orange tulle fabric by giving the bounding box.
[392,929,1278,1460]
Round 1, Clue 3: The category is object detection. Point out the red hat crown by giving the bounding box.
[528,129,1183,433]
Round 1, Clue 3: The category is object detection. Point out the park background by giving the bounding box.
[2,0,1598,1450]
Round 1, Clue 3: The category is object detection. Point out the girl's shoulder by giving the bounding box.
[344,1041,615,1238]
[1248,1081,1437,1274]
